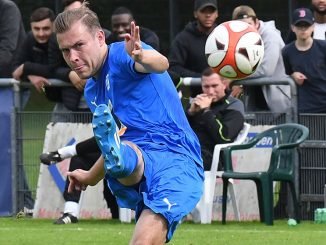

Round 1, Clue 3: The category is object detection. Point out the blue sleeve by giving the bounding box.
[110,42,153,78]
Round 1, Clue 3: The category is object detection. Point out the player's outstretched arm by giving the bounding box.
[125,21,168,74]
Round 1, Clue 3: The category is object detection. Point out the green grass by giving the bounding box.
[0,218,324,245]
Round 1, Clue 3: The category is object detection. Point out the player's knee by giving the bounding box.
[106,143,138,178]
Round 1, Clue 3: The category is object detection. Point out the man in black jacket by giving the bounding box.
[168,0,218,97]
[187,67,245,171]
[11,7,60,102]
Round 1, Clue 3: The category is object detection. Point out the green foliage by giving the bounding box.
[0,218,324,245]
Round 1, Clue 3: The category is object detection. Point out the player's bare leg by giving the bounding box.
[130,209,168,245]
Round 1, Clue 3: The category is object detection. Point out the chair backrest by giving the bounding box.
[222,123,309,173]
[235,123,309,177]
[266,123,309,178]
[210,122,251,173]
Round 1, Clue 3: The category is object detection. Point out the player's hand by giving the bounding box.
[291,72,307,86]
[67,169,90,193]
[27,75,51,93]
[124,21,143,63]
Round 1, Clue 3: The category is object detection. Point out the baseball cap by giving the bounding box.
[292,8,314,26]
[232,5,256,20]
[194,0,217,11]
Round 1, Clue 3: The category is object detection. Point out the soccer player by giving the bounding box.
[54,3,204,244]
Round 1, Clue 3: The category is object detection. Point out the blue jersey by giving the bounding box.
[84,42,202,166]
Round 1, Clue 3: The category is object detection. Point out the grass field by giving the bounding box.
[0,218,324,245]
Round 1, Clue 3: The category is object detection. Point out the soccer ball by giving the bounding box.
[205,20,264,79]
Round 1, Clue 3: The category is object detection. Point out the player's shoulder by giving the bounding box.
[110,41,124,51]
[109,42,128,62]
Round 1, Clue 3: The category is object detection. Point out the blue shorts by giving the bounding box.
[106,143,204,242]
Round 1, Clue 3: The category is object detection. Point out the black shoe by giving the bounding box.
[23,207,34,217]
[53,213,78,224]
[39,151,63,165]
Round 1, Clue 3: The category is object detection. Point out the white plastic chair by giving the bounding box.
[195,122,251,224]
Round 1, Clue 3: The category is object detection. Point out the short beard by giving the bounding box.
[312,5,326,15]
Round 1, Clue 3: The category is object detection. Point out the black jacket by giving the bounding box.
[0,0,25,78]
[187,94,245,170]
[11,31,62,101]
[12,31,51,79]
[168,21,217,97]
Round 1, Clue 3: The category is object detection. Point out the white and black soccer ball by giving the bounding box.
[205,20,264,79]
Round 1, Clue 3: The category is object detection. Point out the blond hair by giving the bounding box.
[54,1,101,34]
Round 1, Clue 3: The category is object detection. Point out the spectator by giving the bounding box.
[106,6,160,50]
[168,0,218,97]
[282,8,326,113]
[311,0,326,39]
[40,137,119,224]
[186,67,245,170]
[286,0,326,43]
[232,5,291,113]
[11,7,61,103]
[0,0,25,79]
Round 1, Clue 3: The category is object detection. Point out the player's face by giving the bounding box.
[111,14,133,40]
[292,22,314,41]
[194,7,218,29]
[201,73,226,102]
[31,18,53,44]
[312,0,326,15]
[57,21,106,79]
